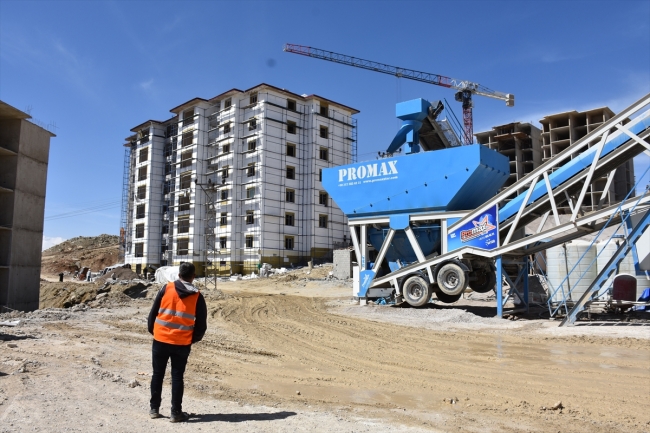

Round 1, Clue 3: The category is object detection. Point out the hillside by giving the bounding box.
[41,234,120,276]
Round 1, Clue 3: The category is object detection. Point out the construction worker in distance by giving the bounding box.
[147,262,207,422]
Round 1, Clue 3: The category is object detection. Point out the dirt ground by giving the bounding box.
[1,266,649,432]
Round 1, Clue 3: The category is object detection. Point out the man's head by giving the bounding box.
[179,262,196,283]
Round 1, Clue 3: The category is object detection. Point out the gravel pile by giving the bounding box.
[330,302,524,331]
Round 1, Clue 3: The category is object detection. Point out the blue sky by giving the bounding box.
[1,0,648,250]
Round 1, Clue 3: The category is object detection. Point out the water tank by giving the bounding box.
[596,241,636,277]
[546,241,597,302]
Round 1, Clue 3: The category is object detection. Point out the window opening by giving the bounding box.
[286,143,296,157]
[180,150,192,168]
[182,131,193,147]
[177,238,189,256]
[178,218,190,234]
[137,186,146,200]
[182,109,194,127]
[180,173,192,189]
[319,191,328,206]
[138,166,148,181]
[179,195,190,211]
[319,147,328,160]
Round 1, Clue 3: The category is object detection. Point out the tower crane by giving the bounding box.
[283,44,515,145]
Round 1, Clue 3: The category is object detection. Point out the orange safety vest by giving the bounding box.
[153,281,199,345]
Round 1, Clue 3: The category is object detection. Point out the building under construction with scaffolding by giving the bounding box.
[121,83,358,277]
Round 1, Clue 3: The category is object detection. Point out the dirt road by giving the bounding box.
[1,276,649,432]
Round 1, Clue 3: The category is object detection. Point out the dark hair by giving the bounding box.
[179,262,195,279]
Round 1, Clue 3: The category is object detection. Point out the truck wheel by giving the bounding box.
[434,287,463,303]
[402,275,432,307]
[436,263,467,296]
[471,268,496,293]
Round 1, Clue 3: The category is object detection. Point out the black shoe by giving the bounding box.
[149,408,163,419]
[170,411,190,423]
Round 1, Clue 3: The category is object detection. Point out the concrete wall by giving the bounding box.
[0,104,53,312]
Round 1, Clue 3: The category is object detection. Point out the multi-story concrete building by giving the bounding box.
[476,106,635,211]
[121,84,358,276]
[475,122,543,191]
[0,101,54,312]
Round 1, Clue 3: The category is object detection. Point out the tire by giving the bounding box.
[402,275,432,307]
[471,268,496,293]
[436,263,468,296]
[434,287,463,303]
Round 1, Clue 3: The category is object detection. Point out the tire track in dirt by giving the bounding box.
[200,293,650,432]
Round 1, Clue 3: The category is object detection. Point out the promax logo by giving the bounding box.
[460,215,497,243]
[338,160,398,182]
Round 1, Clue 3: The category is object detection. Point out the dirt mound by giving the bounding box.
[39,279,154,309]
[42,234,119,256]
[41,234,120,277]
[39,281,102,309]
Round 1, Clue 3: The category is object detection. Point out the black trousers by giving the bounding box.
[150,339,191,413]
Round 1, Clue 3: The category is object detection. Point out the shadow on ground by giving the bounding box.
[0,333,38,342]
[189,411,297,423]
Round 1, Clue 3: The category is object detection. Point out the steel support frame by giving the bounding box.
[560,207,650,326]
[495,256,529,318]
[448,93,650,237]
[370,197,650,288]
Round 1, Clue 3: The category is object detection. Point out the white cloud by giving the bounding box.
[139,78,154,91]
[42,236,66,251]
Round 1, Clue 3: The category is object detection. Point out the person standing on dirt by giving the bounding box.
[147,262,207,423]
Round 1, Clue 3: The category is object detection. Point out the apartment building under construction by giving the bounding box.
[121,84,358,276]
[475,106,635,210]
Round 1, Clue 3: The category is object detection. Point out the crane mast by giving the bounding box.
[283,43,514,144]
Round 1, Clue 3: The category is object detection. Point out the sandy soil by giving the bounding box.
[1,268,649,432]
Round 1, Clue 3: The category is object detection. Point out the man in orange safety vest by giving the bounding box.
[147,262,207,422]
